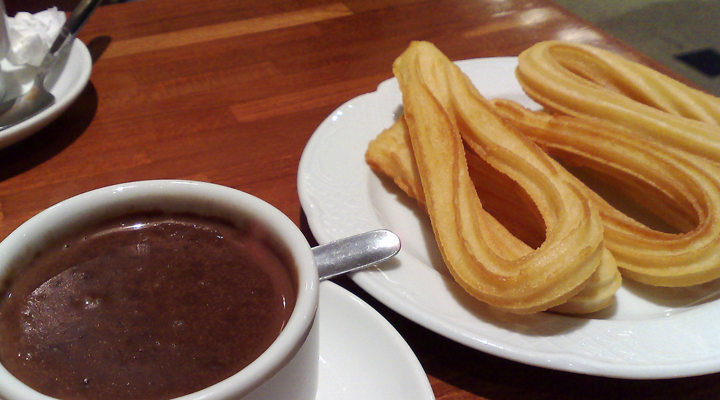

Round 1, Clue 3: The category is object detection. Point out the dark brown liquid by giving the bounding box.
[0,213,296,400]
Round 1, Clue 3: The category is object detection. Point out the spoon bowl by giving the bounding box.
[313,229,401,280]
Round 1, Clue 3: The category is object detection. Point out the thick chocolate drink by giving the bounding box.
[0,213,296,400]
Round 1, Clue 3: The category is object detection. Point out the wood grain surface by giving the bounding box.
[0,1,717,399]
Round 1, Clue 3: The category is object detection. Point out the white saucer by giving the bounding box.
[316,281,434,399]
[0,38,92,149]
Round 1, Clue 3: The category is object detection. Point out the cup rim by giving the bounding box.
[0,179,319,400]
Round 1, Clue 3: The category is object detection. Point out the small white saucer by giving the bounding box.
[316,281,434,400]
[0,38,92,149]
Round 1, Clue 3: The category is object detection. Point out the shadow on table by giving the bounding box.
[0,34,110,182]
[299,210,319,247]
[0,82,98,182]
[86,35,112,64]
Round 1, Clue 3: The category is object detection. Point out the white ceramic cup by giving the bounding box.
[0,180,320,400]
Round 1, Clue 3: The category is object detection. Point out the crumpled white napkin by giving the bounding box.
[6,7,66,66]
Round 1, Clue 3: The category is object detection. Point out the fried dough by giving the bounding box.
[516,41,720,162]
[370,41,617,314]
[492,99,720,286]
[366,117,621,313]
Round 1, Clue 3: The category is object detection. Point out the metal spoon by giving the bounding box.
[0,0,102,131]
[312,229,401,280]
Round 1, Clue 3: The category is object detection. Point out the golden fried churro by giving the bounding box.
[378,41,615,313]
[366,117,621,313]
[491,99,720,287]
[516,41,720,162]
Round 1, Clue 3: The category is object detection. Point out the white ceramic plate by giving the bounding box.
[0,39,92,149]
[316,281,433,399]
[298,57,720,379]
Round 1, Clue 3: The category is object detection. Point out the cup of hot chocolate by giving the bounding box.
[0,180,320,400]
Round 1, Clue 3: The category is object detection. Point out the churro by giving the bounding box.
[371,41,616,313]
[516,41,720,162]
[366,117,621,313]
[492,99,720,286]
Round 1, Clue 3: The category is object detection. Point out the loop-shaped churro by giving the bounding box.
[375,41,615,313]
[366,118,621,314]
[492,99,720,286]
[516,41,720,162]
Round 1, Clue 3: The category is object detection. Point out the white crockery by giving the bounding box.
[0,38,92,149]
[0,180,319,400]
[316,281,434,399]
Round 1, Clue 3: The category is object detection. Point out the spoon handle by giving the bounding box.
[312,230,401,280]
[46,0,103,59]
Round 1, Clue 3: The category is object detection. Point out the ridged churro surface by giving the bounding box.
[516,41,720,162]
[491,99,720,287]
[514,41,720,286]
[366,41,617,314]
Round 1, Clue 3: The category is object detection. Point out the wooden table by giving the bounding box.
[1,0,717,399]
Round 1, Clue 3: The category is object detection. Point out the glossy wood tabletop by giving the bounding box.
[1,0,717,399]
